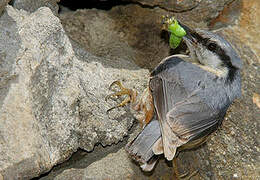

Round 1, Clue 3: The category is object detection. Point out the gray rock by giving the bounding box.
[83,148,136,180]
[0,0,10,15]
[123,0,235,25]
[0,5,149,179]
[123,0,201,12]
[59,2,240,71]
[59,7,171,70]
[12,0,60,15]
[175,0,236,26]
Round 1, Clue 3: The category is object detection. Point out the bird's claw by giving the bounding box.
[106,80,135,113]
[179,171,189,178]
[178,170,198,180]
[173,157,199,180]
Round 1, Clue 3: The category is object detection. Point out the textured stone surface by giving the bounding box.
[12,0,60,15]
[59,2,241,71]
[0,0,10,15]
[209,0,242,29]
[123,0,201,12]
[59,6,170,70]
[84,148,134,179]
[0,5,149,179]
[123,0,235,26]
[231,0,260,60]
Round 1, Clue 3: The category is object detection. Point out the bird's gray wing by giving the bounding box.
[150,74,220,161]
[166,91,221,141]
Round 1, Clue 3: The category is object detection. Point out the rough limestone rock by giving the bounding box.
[83,148,135,180]
[0,5,149,179]
[0,0,10,15]
[59,6,170,70]
[123,0,201,12]
[123,0,235,25]
[59,1,241,71]
[12,0,60,15]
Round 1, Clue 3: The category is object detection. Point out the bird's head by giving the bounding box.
[181,23,243,80]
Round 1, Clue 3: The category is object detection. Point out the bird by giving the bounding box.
[106,17,242,179]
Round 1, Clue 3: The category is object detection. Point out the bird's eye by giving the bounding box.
[208,43,217,51]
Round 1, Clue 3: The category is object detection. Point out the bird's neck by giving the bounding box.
[193,63,229,78]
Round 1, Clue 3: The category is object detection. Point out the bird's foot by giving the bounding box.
[177,170,198,180]
[106,81,154,128]
[173,157,198,180]
[105,80,137,113]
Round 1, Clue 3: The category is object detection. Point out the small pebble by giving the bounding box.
[233,173,238,178]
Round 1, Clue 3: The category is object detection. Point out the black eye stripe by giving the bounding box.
[188,30,238,83]
[190,31,236,65]
[207,42,217,51]
[190,32,217,50]
[191,32,205,43]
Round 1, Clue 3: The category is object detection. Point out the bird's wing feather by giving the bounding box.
[150,59,221,160]
[166,92,220,141]
[150,76,188,160]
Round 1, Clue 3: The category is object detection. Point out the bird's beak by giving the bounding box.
[177,22,201,61]
[178,22,198,46]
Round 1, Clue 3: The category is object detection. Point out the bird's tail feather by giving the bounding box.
[125,119,161,171]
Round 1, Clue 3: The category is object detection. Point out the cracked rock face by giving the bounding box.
[123,0,234,26]
[0,0,10,15]
[12,0,60,15]
[59,6,170,70]
[0,5,148,179]
[59,2,241,72]
[123,0,201,12]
